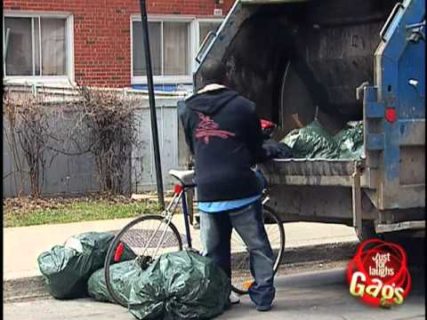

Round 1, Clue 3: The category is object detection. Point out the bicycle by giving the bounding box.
[104,171,285,307]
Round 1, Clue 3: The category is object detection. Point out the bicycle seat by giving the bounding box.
[169,169,195,186]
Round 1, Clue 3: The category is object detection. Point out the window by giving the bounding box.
[131,17,223,85]
[3,14,73,82]
[199,21,222,47]
[132,20,190,79]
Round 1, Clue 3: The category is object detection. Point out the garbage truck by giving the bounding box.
[194,0,425,240]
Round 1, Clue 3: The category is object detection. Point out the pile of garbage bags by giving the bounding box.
[128,250,231,320]
[87,260,141,304]
[38,232,230,319]
[38,232,136,299]
[334,121,364,159]
[282,120,363,159]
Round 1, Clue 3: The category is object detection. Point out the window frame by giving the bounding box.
[3,11,74,86]
[130,15,196,85]
[196,18,223,48]
[194,18,223,73]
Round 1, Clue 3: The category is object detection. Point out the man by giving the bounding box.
[179,59,278,311]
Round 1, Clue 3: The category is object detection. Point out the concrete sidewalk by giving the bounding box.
[3,216,358,281]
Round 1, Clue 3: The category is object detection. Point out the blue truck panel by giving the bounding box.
[365,0,425,209]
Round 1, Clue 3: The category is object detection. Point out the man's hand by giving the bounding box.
[262,139,293,159]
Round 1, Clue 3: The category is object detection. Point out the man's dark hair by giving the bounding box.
[200,59,227,86]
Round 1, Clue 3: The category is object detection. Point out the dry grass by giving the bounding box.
[3,194,162,228]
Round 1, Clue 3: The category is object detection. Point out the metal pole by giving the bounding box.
[139,0,165,209]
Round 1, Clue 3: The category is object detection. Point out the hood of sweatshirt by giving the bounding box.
[185,87,239,115]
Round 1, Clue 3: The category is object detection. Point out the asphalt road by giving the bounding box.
[4,266,425,320]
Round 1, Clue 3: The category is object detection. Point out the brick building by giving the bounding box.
[3,0,234,90]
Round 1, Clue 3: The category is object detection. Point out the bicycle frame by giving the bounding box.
[149,181,268,258]
[146,184,194,257]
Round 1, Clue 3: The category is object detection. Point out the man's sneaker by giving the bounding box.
[229,291,240,304]
[192,216,200,230]
[256,304,272,312]
[192,221,200,230]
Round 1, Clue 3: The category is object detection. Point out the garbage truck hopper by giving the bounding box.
[194,0,425,238]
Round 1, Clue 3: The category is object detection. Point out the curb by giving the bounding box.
[4,275,52,303]
[281,241,357,265]
[4,240,358,303]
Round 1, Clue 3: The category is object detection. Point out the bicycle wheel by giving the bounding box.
[104,214,183,306]
[230,206,285,295]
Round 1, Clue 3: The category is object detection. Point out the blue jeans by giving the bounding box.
[200,200,275,307]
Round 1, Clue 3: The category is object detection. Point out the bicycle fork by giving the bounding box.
[141,192,181,259]
[140,188,194,260]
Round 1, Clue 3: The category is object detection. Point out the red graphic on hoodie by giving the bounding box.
[195,112,235,144]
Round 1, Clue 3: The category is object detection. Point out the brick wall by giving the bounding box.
[3,0,235,87]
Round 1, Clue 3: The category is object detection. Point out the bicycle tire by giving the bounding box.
[104,214,183,307]
[230,206,285,295]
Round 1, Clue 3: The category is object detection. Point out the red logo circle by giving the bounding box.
[347,239,411,307]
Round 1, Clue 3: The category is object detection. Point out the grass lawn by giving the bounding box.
[4,196,162,228]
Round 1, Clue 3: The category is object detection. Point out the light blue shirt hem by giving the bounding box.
[198,195,261,213]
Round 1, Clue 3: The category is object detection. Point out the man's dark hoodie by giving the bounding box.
[179,87,271,202]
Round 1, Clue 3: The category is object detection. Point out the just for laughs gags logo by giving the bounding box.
[347,239,412,307]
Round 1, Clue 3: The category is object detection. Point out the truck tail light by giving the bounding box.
[385,107,397,123]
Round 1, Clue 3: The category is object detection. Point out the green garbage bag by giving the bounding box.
[282,120,339,159]
[128,250,231,320]
[334,121,364,159]
[38,232,136,299]
[88,260,142,304]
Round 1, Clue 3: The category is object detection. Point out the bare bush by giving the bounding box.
[3,90,51,197]
[19,103,49,197]
[3,86,139,197]
[77,87,138,194]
